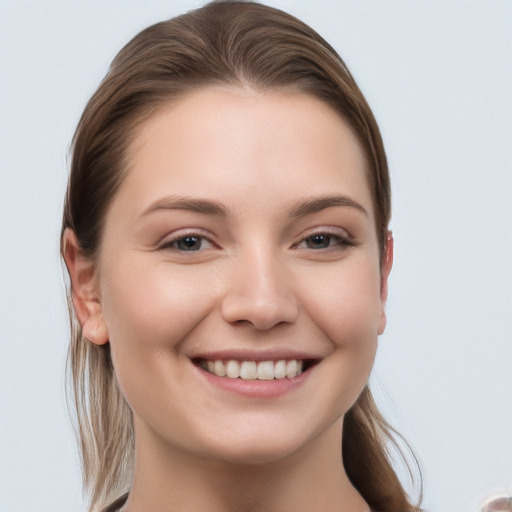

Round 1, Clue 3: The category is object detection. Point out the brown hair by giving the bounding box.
[61,2,422,511]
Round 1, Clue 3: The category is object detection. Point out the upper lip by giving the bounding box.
[189,348,323,362]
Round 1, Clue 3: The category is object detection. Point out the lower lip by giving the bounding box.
[194,364,313,398]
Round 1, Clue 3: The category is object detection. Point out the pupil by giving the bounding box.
[178,236,201,251]
[308,234,330,249]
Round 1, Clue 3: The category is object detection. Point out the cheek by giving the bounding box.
[98,258,218,424]
[293,259,382,427]
[100,257,215,356]
[300,257,383,348]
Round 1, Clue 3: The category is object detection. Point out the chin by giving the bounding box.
[191,417,329,468]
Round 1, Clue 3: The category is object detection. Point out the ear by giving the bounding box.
[377,231,394,335]
[62,229,109,345]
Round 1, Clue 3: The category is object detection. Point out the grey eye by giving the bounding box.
[305,234,332,249]
[176,236,203,251]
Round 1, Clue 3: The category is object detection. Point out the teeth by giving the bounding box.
[200,359,305,380]
[226,360,240,378]
[214,360,226,377]
[274,360,287,379]
[257,361,274,380]
[286,360,298,378]
[240,361,257,380]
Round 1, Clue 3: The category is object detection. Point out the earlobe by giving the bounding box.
[63,229,109,345]
[377,231,394,335]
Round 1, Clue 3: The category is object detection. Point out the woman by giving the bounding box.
[61,1,422,511]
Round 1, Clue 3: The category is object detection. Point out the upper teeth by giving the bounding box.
[200,359,304,380]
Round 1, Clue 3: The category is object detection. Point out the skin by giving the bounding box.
[65,87,393,512]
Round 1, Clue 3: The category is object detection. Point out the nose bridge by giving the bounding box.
[221,243,298,329]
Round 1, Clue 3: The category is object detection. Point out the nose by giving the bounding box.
[221,248,299,330]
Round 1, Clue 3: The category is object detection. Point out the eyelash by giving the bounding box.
[157,231,216,252]
[292,229,355,251]
[157,229,354,253]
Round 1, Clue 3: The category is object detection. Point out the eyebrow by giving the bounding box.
[141,194,367,219]
[141,196,230,217]
[288,195,368,217]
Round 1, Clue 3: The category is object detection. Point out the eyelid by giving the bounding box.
[156,228,218,251]
[291,226,355,249]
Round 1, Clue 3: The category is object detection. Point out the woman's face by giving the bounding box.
[90,87,391,464]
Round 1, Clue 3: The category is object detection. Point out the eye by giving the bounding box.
[175,235,204,251]
[304,233,334,249]
[293,229,353,251]
[158,233,214,252]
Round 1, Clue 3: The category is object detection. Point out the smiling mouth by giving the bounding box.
[193,359,318,380]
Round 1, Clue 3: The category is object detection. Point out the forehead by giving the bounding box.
[118,86,373,221]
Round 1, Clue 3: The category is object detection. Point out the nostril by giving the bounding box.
[221,296,299,330]
[220,262,299,329]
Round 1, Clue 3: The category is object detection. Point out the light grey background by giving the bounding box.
[1,1,511,511]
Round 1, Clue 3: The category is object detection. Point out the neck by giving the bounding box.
[122,417,369,512]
